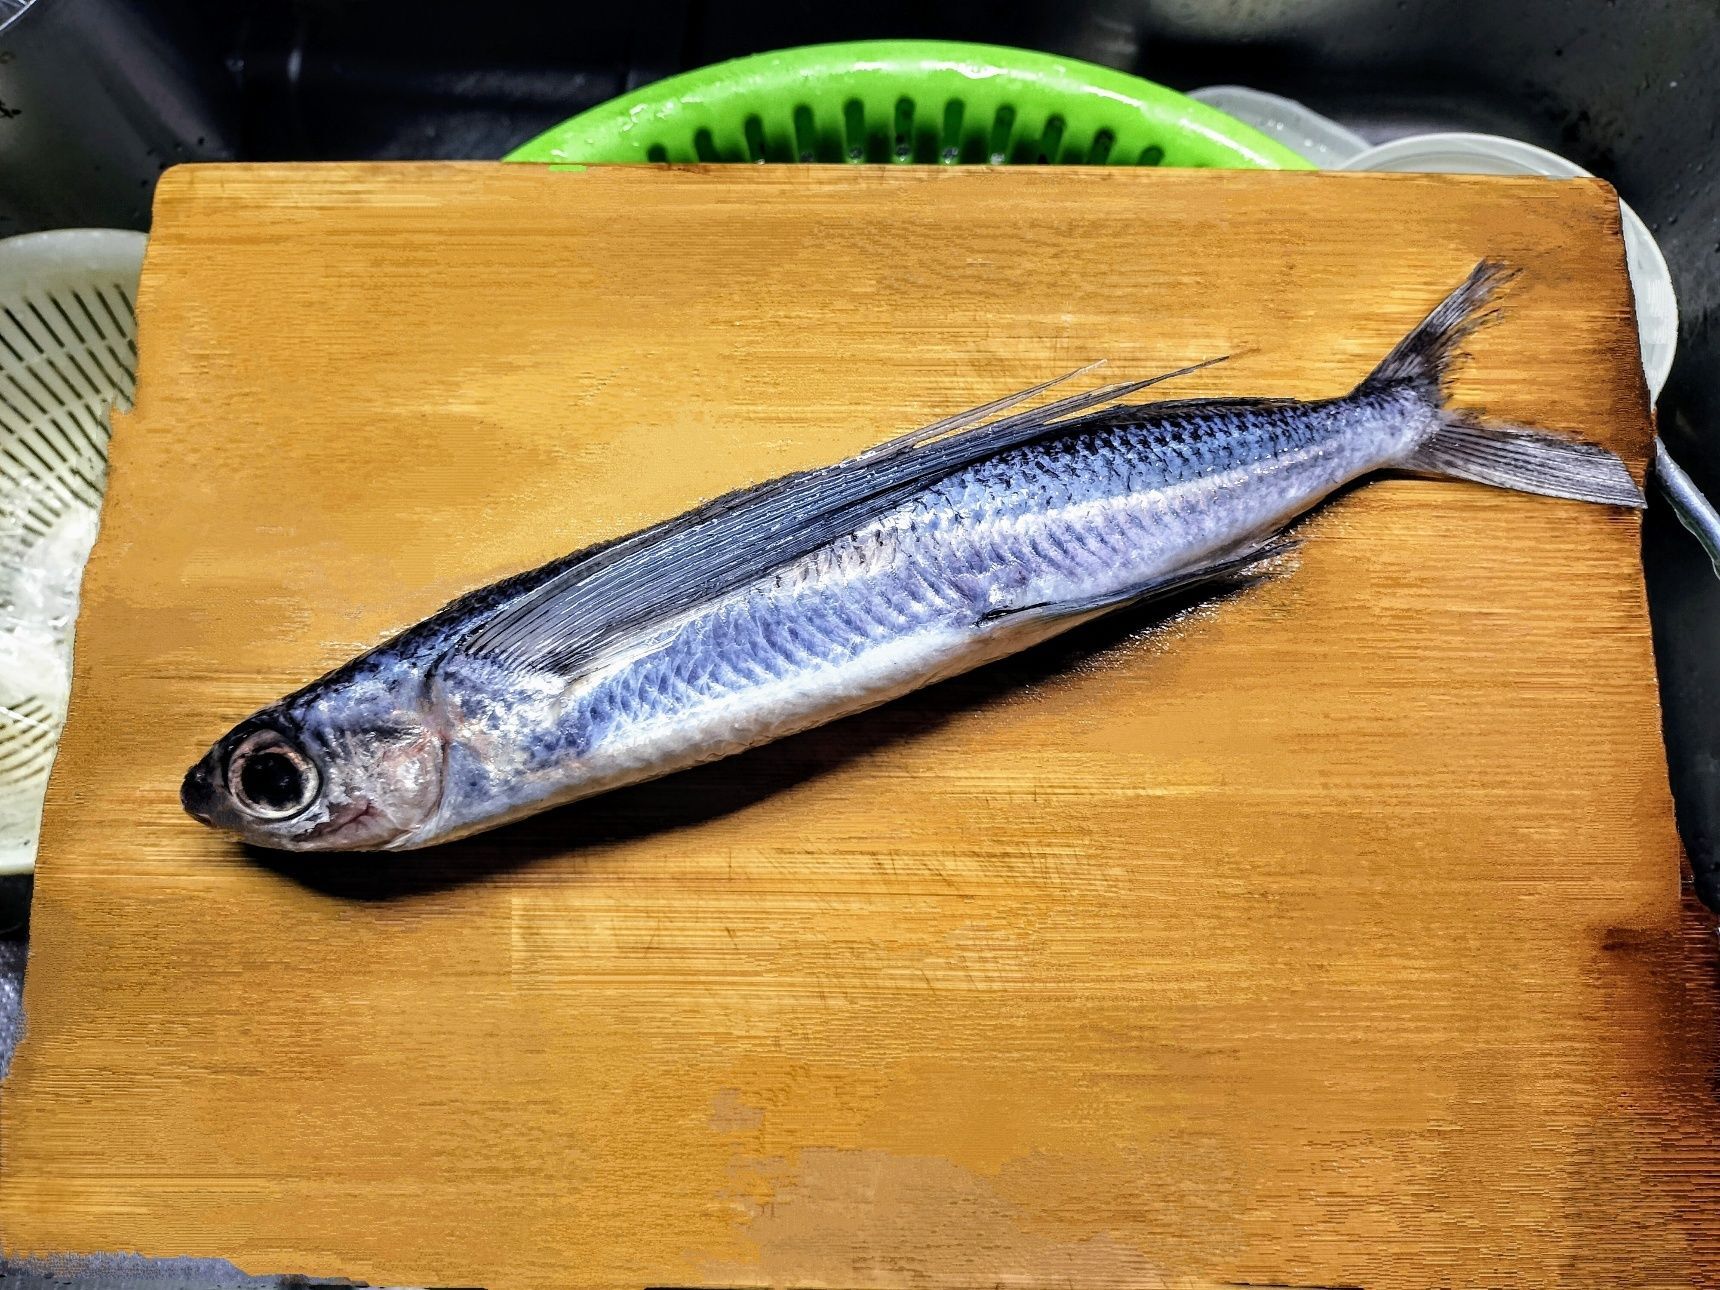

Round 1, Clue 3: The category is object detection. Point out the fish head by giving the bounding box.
[181,667,446,852]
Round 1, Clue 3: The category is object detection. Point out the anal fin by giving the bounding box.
[979,534,1299,628]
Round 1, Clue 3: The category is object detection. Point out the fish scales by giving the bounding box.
[579,394,1412,741]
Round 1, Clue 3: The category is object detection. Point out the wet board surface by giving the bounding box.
[5,164,1716,1290]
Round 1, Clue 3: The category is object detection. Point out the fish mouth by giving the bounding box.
[180,757,222,826]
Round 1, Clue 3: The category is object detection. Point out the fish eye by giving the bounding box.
[228,733,319,820]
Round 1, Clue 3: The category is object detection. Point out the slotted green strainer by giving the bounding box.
[505,40,1310,170]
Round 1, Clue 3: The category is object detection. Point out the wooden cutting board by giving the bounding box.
[5,163,1715,1290]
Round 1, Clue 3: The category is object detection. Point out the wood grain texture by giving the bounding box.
[4,163,1714,1290]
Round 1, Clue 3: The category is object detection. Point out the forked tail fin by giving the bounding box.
[1403,419,1645,508]
[1362,259,1518,396]
[1367,260,1645,509]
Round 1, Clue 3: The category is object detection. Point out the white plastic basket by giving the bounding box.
[0,228,145,875]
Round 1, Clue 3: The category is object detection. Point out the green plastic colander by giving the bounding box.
[505,40,1311,171]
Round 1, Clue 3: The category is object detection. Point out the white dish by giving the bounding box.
[1341,132,1677,401]
[1188,85,1371,168]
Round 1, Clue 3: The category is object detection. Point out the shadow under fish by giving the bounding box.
[249,577,1255,901]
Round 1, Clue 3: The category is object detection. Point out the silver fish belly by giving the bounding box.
[179,263,1642,852]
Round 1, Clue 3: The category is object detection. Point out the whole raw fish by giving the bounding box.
[181,263,1642,851]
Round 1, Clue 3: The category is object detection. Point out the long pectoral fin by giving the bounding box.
[452,356,1229,680]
